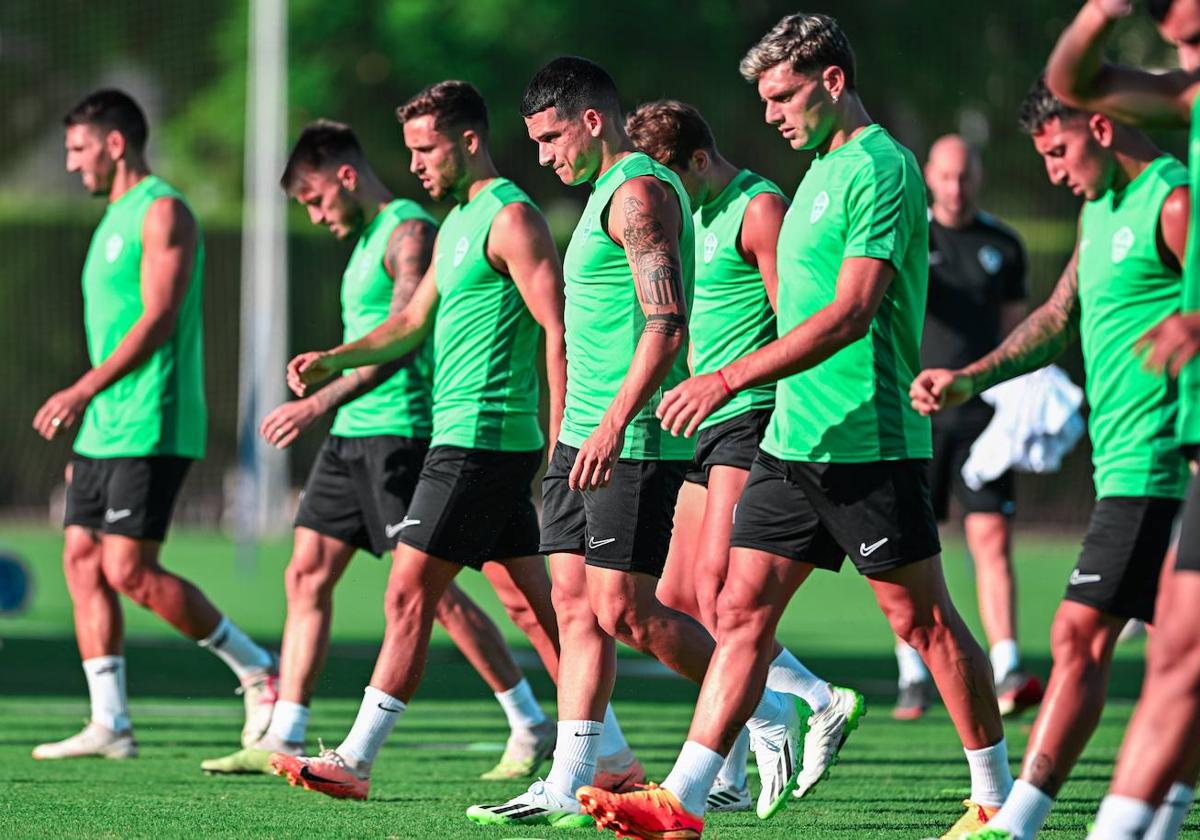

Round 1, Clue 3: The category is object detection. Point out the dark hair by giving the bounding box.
[396,80,489,134]
[520,56,621,119]
[280,119,364,191]
[626,100,716,169]
[739,13,857,89]
[63,89,148,154]
[1018,75,1083,134]
[1149,0,1175,23]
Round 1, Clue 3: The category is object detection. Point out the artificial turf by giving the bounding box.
[0,525,1193,838]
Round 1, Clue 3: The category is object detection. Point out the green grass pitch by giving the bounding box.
[0,525,1193,838]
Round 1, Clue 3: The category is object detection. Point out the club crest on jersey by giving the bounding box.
[1111,226,1134,264]
[104,234,124,263]
[452,236,470,267]
[703,233,718,264]
[977,245,1003,275]
[810,191,830,223]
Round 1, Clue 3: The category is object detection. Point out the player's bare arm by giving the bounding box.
[287,227,440,397]
[1138,185,1200,375]
[1046,0,1200,126]
[570,174,688,491]
[658,254,892,438]
[911,248,1082,417]
[34,196,196,441]
[264,218,434,447]
[487,201,567,452]
[737,190,789,310]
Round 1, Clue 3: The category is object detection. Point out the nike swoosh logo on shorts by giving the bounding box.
[588,536,616,549]
[1069,569,1102,585]
[859,537,888,557]
[385,517,421,538]
[104,509,132,524]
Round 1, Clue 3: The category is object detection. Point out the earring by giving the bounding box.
[832,94,840,104]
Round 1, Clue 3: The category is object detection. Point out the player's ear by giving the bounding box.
[1088,113,1115,149]
[461,128,482,156]
[335,163,358,192]
[822,65,846,104]
[104,128,126,162]
[583,108,604,138]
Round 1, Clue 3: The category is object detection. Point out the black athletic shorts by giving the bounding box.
[64,455,192,542]
[729,451,942,576]
[397,445,542,570]
[1176,471,1200,574]
[539,441,689,577]
[1065,496,1180,622]
[686,408,772,486]
[928,418,1015,521]
[293,434,430,556]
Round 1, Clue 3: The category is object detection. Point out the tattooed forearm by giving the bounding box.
[622,195,685,307]
[385,219,435,314]
[961,259,1080,393]
[644,312,686,338]
[311,368,368,413]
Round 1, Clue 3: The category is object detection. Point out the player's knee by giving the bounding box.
[382,584,434,629]
[655,579,698,620]
[1049,611,1106,673]
[62,542,103,590]
[102,556,152,604]
[284,557,336,609]
[1148,622,1200,687]
[886,603,942,653]
[593,599,650,648]
[714,586,771,644]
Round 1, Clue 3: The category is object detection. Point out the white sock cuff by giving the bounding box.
[964,738,1013,808]
[83,654,124,670]
[990,639,1020,682]
[1092,794,1155,838]
[494,677,546,730]
[599,704,630,757]
[266,700,310,743]
[662,740,725,817]
[364,685,405,712]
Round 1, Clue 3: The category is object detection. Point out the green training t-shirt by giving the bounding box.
[1078,155,1188,499]
[430,178,543,452]
[762,124,931,463]
[74,175,206,459]
[1178,95,1200,447]
[692,169,781,429]
[560,152,696,460]
[330,199,435,439]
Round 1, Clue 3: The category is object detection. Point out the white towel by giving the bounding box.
[961,365,1086,490]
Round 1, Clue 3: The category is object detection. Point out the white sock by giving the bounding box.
[599,704,630,758]
[495,678,547,731]
[1088,795,1155,839]
[716,728,750,789]
[82,655,130,732]
[766,648,833,713]
[896,641,931,687]
[964,738,1013,808]
[198,616,273,680]
[990,639,1020,684]
[745,686,786,735]
[662,740,724,817]
[265,700,309,744]
[1145,782,1195,840]
[336,685,405,771]
[546,719,601,797]
[988,779,1054,839]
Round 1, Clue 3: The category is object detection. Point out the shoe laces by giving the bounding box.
[315,739,346,767]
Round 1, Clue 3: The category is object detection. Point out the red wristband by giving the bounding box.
[715,368,734,396]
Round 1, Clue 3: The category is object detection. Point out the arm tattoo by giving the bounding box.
[311,367,368,413]
[644,312,685,338]
[385,219,434,315]
[961,259,1081,393]
[622,195,685,307]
